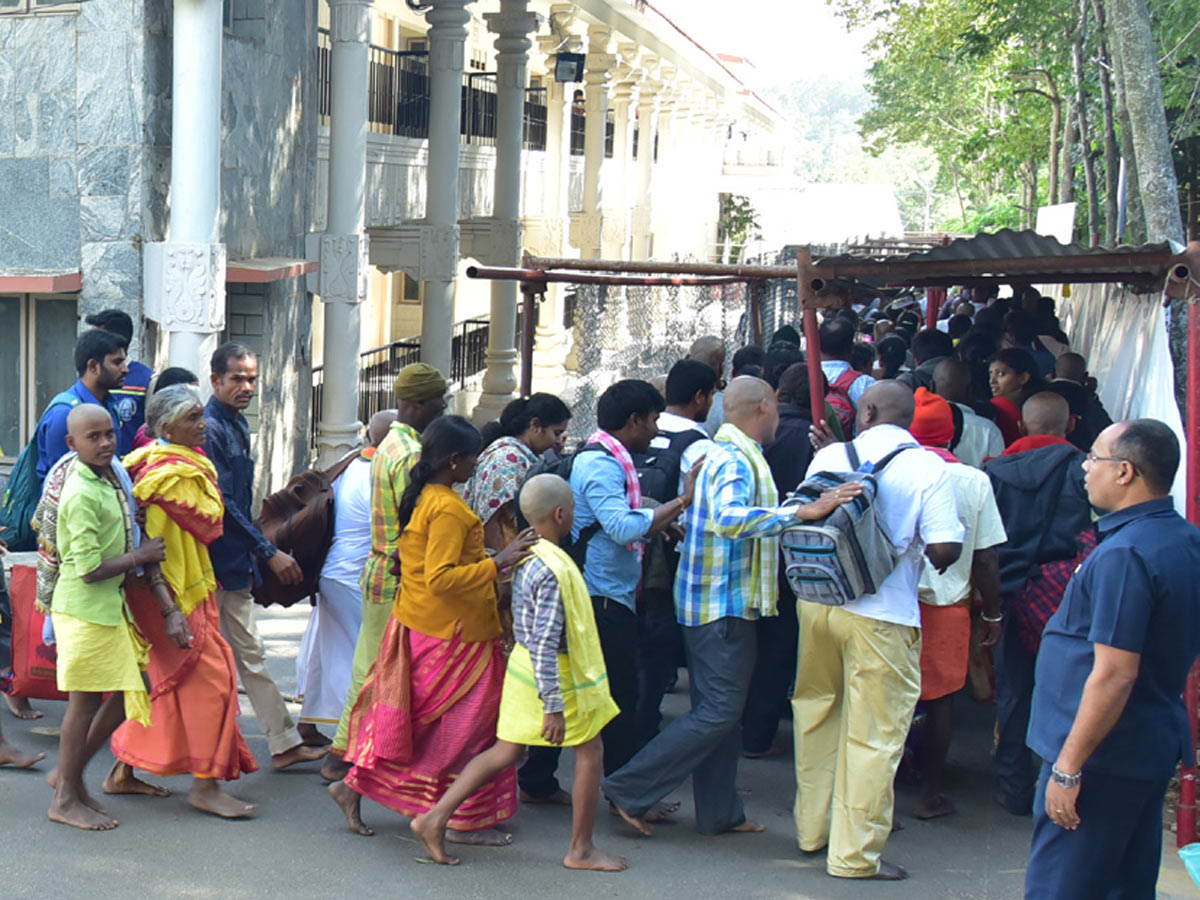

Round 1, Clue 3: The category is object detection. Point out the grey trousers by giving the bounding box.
[602,615,757,834]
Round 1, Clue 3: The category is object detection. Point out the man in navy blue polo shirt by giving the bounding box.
[1025,419,1200,899]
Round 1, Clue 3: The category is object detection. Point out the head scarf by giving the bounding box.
[394,363,448,402]
[910,387,955,448]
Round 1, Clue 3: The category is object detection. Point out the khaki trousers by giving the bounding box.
[792,602,921,877]
[215,588,301,756]
[331,596,394,755]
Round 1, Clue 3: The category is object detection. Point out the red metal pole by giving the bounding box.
[926,286,946,330]
[795,248,826,427]
[1181,293,1200,847]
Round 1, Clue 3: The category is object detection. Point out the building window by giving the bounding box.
[0,294,79,458]
[0,0,79,13]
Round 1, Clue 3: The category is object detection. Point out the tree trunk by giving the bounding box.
[1109,24,1145,244]
[1048,93,1062,205]
[1074,0,1101,244]
[1093,0,1120,244]
[1058,108,1076,204]
[1107,0,1185,244]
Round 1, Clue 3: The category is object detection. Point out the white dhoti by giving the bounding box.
[297,576,363,725]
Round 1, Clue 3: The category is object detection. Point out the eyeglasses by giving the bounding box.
[1084,452,1136,476]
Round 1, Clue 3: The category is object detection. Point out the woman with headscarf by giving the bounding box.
[107,385,259,818]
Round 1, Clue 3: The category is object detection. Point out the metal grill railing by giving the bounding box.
[569,109,585,156]
[604,108,614,159]
[523,88,547,151]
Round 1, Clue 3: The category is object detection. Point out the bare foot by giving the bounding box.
[520,788,572,806]
[645,800,680,822]
[732,820,765,833]
[411,813,460,865]
[0,740,44,768]
[913,794,957,820]
[48,797,118,831]
[187,783,257,819]
[45,768,107,815]
[564,845,629,872]
[611,803,652,837]
[446,827,513,847]
[103,761,171,797]
[320,755,352,783]
[5,694,43,720]
[328,780,373,836]
[298,723,332,747]
[272,742,328,770]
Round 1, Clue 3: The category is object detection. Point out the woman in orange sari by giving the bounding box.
[107,385,258,817]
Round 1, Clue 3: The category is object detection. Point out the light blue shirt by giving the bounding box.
[570,447,654,611]
[821,360,875,409]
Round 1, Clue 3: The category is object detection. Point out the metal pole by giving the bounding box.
[749,280,764,346]
[520,282,538,397]
[465,265,744,287]
[1181,280,1200,848]
[926,286,946,330]
[796,248,826,427]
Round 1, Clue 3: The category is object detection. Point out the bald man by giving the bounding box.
[794,381,964,880]
[605,377,861,838]
[984,391,1094,816]
[297,409,401,748]
[931,358,1004,466]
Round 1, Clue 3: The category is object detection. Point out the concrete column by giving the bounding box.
[315,0,373,464]
[475,0,540,423]
[531,35,574,390]
[420,0,471,377]
[573,24,613,260]
[630,70,657,261]
[143,0,226,379]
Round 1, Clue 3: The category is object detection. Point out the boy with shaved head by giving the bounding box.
[48,405,166,830]
[411,474,625,871]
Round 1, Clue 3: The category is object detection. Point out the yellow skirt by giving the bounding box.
[51,611,152,727]
[496,644,617,748]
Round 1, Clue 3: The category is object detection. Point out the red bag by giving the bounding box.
[7,564,67,701]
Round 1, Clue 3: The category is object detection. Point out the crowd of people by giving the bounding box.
[1,290,1198,897]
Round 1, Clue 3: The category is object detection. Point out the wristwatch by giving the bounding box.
[1051,765,1082,789]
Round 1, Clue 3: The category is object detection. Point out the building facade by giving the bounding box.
[0,0,784,487]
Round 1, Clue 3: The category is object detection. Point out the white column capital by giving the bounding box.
[318,233,370,304]
[143,242,227,333]
[421,222,461,283]
[328,0,372,43]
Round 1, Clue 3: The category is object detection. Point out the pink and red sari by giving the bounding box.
[343,616,516,831]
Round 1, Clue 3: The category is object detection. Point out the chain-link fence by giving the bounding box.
[561,279,755,440]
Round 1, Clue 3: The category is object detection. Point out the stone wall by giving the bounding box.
[0,4,149,357]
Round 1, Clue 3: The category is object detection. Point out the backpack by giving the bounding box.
[779,441,918,606]
[251,450,360,608]
[633,428,707,503]
[0,391,82,552]
[515,441,611,570]
[825,368,859,434]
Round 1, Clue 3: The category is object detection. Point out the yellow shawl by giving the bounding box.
[122,443,224,616]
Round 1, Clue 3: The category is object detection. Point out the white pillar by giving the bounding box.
[574,24,612,260]
[475,0,539,423]
[420,0,471,378]
[604,76,634,258]
[630,69,657,261]
[316,0,373,464]
[143,0,226,379]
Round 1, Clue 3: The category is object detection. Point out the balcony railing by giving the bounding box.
[320,30,550,152]
[604,109,614,159]
[310,318,508,447]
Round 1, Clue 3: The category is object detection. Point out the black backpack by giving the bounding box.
[515,441,611,570]
[633,428,707,503]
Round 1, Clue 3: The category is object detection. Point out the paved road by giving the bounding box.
[2,603,1195,899]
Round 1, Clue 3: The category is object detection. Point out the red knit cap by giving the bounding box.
[910,387,954,447]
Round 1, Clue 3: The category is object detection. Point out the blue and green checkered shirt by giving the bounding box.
[673,441,795,626]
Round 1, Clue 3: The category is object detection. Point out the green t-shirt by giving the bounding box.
[51,463,130,626]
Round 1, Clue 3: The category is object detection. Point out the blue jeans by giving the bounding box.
[603,616,757,834]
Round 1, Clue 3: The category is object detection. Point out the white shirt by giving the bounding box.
[806,424,965,627]
[703,391,724,437]
[652,410,716,493]
[917,461,1006,607]
[320,456,373,587]
[953,403,1005,468]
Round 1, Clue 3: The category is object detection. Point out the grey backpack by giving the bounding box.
[780,442,918,606]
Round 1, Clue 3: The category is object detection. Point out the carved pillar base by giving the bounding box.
[143,241,227,381]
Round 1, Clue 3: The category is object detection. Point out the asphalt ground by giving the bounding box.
[2,602,1196,899]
